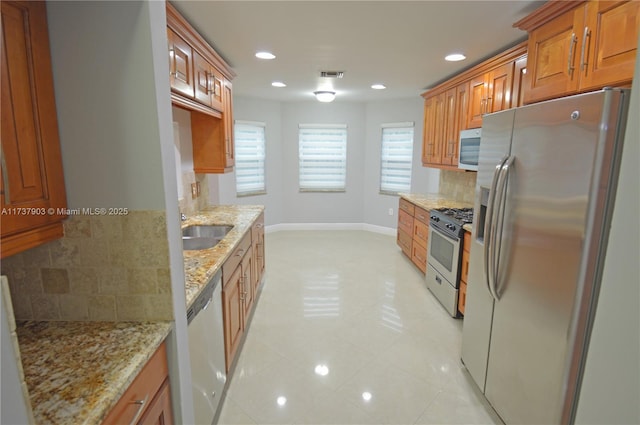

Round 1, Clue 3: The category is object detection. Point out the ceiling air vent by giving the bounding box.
[320,71,344,78]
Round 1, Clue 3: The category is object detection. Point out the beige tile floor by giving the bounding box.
[217,230,502,425]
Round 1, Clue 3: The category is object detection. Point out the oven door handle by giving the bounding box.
[490,156,514,301]
[484,156,507,300]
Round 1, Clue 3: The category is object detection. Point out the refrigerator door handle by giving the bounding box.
[484,156,508,300]
[490,156,515,300]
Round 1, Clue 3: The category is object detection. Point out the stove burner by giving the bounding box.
[430,207,474,238]
[434,207,473,224]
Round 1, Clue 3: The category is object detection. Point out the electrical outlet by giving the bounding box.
[388,208,393,216]
[191,183,198,199]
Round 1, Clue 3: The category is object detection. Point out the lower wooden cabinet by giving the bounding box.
[458,231,471,316]
[397,199,429,274]
[103,342,173,425]
[222,263,244,372]
[252,212,265,293]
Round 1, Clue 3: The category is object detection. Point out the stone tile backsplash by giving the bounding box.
[1,211,173,322]
[439,169,477,204]
[179,171,209,215]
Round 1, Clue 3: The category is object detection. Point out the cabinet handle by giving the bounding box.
[128,394,149,425]
[235,248,245,257]
[567,32,577,76]
[0,145,11,204]
[580,26,591,72]
[256,223,263,229]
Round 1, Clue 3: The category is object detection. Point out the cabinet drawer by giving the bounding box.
[103,342,168,425]
[413,220,428,247]
[223,232,252,286]
[398,209,414,235]
[399,198,415,216]
[397,230,412,257]
[414,206,429,224]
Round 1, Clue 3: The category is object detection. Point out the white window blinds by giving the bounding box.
[298,124,347,192]
[380,122,414,194]
[234,120,266,196]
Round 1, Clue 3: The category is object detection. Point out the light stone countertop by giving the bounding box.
[398,193,474,211]
[16,320,172,425]
[181,205,264,308]
[463,223,472,232]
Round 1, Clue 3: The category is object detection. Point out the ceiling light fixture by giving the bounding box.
[371,84,386,90]
[255,51,276,60]
[314,91,336,102]
[272,81,287,87]
[445,53,466,62]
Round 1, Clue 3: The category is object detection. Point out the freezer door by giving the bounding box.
[484,90,626,424]
[461,108,515,391]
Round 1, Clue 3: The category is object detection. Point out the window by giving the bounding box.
[380,122,414,194]
[234,120,266,196]
[298,124,347,192]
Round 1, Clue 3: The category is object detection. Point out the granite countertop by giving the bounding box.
[16,320,172,425]
[399,193,474,212]
[182,205,264,308]
[463,223,472,232]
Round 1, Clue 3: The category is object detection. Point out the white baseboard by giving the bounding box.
[265,223,396,236]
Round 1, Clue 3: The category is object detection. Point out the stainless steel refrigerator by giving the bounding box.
[461,88,631,424]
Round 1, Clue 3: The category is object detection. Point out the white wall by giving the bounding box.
[216,97,284,225]
[574,45,640,424]
[47,1,166,210]
[221,97,437,228]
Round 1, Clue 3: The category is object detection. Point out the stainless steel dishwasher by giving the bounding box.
[187,270,226,425]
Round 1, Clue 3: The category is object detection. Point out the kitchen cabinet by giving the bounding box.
[103,342,173,425]
[1,0,68,259]
[421,42,527,170]
[397,198,430,275]
[515,0,639,104]
[458,230,471,316]
[468,62,515,128]
[222,231,253,372]
[166,2,236,173]
[410,207,429,274]
[167,27,194,99]
[252,212,265,293]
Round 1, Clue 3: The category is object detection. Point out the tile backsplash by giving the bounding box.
[1,211,173,322]
[179,170,209,215]
[439,169,477,204]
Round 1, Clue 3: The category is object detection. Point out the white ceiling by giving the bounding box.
[171,1,544,103]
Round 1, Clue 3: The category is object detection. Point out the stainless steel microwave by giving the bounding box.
[458,128,481,171]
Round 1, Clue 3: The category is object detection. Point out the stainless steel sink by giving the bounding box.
[182,225,233,250]
[182,225,233,238]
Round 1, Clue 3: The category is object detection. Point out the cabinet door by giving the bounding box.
[580,0,639,91]
[524,5,585,104]
[138,379,174,425]
[167,28,194,98]
[252,214,265,292]
[222,266,244,372]
[193,51,213,108]
[241,248,254,318]
[441,87,458,166]
[222,81,235,169]
[455,80,470,131]
[431,93,445,164]
[487,62,515,114]
[421,96,437,165]
[467,74,487,128]
[1,1,67,257]
[512,56,528,108]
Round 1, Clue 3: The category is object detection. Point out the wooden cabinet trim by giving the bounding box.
[513,0,587,32]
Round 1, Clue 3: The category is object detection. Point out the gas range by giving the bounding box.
[429,207,473,239]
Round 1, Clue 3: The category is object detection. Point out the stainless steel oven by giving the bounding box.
[425,208,472,317]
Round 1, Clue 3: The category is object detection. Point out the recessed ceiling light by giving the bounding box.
[256,51,276,60]
[272,81,286,88]
[371,84,386,90]
[445,53,466,62]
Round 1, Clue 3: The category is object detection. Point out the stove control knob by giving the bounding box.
[451,225,457,231]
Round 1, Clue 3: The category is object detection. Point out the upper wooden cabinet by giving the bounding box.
[515,0,639,104]
[1,1,68,259]
[166,2,236,173]
[421,42,527,170]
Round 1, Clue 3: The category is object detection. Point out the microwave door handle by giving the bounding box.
[490,156,514,300]
[484,157,506,299]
